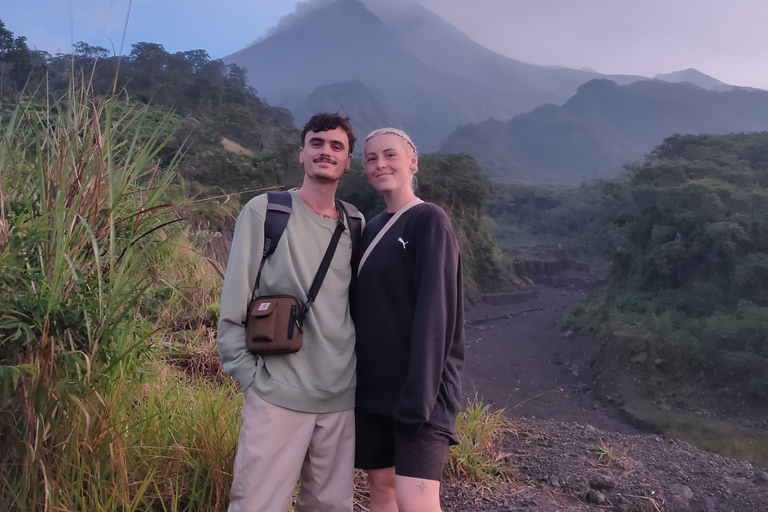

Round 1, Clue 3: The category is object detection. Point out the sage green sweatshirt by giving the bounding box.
[216,190,360,413]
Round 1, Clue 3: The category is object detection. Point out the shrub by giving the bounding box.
[703,301,768,355]
[445,396,512,483]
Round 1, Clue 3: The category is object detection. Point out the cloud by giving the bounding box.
[248,0,337,46]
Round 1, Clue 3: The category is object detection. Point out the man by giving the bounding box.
[217,113,361,512]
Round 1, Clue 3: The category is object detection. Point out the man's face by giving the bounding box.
[299,127,352,183]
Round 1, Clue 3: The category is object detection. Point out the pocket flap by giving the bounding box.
[250,299,277,317]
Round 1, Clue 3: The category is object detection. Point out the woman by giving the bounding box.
[354,128,464,512]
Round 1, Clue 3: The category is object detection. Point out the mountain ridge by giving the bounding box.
[442,78,768,184]
[654,68,733,91]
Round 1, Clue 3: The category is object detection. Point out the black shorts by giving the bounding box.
[354,409,451,481]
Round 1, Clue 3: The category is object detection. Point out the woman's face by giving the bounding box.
[364,134,417,195]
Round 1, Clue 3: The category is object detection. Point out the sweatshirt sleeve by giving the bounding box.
[392,208,462,427]
[216,201,265,391]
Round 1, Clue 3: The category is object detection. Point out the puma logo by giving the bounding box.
[397,237,409,249]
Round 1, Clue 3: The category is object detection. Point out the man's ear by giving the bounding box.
[299,146,305,164]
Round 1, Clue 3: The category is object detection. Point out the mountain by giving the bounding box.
[223,0,516,150]
[654,68,733,91]
[222,0,647,151]
[292,79,397,141]
[362,0,644,100]
[442,79,768,184]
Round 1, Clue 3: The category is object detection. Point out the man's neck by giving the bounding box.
[295,178,339,218]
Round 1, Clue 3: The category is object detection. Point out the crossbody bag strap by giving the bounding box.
[357,198,423,277]
[299,209,346,325]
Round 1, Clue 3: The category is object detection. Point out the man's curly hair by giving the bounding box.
[301,112,356,154]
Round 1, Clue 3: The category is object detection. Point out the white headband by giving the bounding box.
[365,128,417,156]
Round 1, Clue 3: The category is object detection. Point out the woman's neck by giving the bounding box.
[383,188,419,213]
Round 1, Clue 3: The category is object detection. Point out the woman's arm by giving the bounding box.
[392,208,462,427]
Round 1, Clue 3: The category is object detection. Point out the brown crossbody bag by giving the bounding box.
[245,196,347,355]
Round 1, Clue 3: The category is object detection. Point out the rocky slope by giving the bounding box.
[440,419,768,511]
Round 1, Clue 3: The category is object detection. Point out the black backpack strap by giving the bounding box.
[250,191,292,301]
[338,200,363,252]
[338,200,363,312]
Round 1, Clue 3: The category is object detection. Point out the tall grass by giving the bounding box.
[0,356,240,512]
[0,79,243,510]
[139,229,224,330]
[0,82,181,367]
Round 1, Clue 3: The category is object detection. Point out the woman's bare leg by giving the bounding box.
[395,475,442,512]
[367,467,398,512]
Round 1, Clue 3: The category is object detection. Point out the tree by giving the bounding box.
[0,19,40,97]
[179,49,210,73]
[73,42,109,59]
[0,20,15,57]
[226,64,247,91]
[608,133,768,312]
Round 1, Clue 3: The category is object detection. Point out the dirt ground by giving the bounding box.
[462,281,633,434]
[437,254,768,511]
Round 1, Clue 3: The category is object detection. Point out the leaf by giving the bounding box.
[0,317,20,330]
[0,364,36,406]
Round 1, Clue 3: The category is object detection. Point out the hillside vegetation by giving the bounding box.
[495,133,768,403]
[595,133,768,401]
[1,19,302,197]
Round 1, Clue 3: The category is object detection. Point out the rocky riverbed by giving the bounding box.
[438,249,768,511]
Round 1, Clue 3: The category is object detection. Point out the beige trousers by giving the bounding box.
[228,388,355,512]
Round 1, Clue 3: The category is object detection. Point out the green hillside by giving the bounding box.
[547,132,768,402]
[482,132,768,402]
[1,20,302,198]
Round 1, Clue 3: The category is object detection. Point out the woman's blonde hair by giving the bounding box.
[365,128,418,158]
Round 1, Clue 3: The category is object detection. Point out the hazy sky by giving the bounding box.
[3,0,767,89]
[416,0,768,89]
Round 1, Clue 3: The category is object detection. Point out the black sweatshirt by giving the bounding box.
[354,202,464,439]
